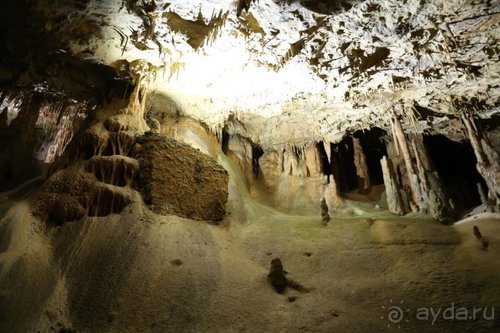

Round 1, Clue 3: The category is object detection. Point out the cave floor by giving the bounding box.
[0,155,499,333]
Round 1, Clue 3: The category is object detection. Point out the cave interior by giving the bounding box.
[0,0,499,332]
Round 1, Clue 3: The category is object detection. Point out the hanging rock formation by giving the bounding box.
[461,111,500,211]
[381,116,454,222]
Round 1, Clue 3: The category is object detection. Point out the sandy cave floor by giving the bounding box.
[0,154,499,333]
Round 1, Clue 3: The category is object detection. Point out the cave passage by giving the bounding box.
[353,127,387,186]
[331,136,357,194]
[329,128,387,195]
[316,142,332,177]
[424,134,485,211]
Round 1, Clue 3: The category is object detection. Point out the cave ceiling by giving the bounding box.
[1,0,499,148]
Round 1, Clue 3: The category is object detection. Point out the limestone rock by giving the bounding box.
[135,133,229,222]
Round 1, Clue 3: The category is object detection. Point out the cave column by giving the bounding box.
[392,117,424,212]
[385,139,412,213]
[410,134,454,222]
[352,137,371,194]
[462,112,500,210]
[380,155,406,215]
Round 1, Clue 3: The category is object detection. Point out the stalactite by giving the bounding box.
[386,134,417,215]
[107,132,137,157]
[323,140,331,163]
[304,144,321,177]
[34,100,87,163]
[78,130,110,159]
[85,156,139,187]
[87,187,131,217]
[352,137,371,194]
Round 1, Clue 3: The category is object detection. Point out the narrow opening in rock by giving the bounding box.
[221,129,230,154]
[316,141,332,177]
[252,144,264,178]
[331,136,357,194]
[352,127,387,186]
[424,134,485,211]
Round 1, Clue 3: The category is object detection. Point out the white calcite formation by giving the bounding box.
[32,0,499,148]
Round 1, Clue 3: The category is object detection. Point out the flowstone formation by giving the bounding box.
[31,97,229,224]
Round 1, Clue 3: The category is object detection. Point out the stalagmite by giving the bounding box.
[320,197,330,225]
[108,132,137,156]
[324,174,344,211]
[352,137,371,194]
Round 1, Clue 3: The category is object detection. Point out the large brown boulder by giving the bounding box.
[135,133,228,222]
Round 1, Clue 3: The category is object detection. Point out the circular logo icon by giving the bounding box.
[381,300,410,329]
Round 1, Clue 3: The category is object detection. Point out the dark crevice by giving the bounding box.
[353,127,387,186]
[424,134,485,211]
[316,142,332,177]
[221,128,230,154]
[331,136,357,193]
[252,145,264,178]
